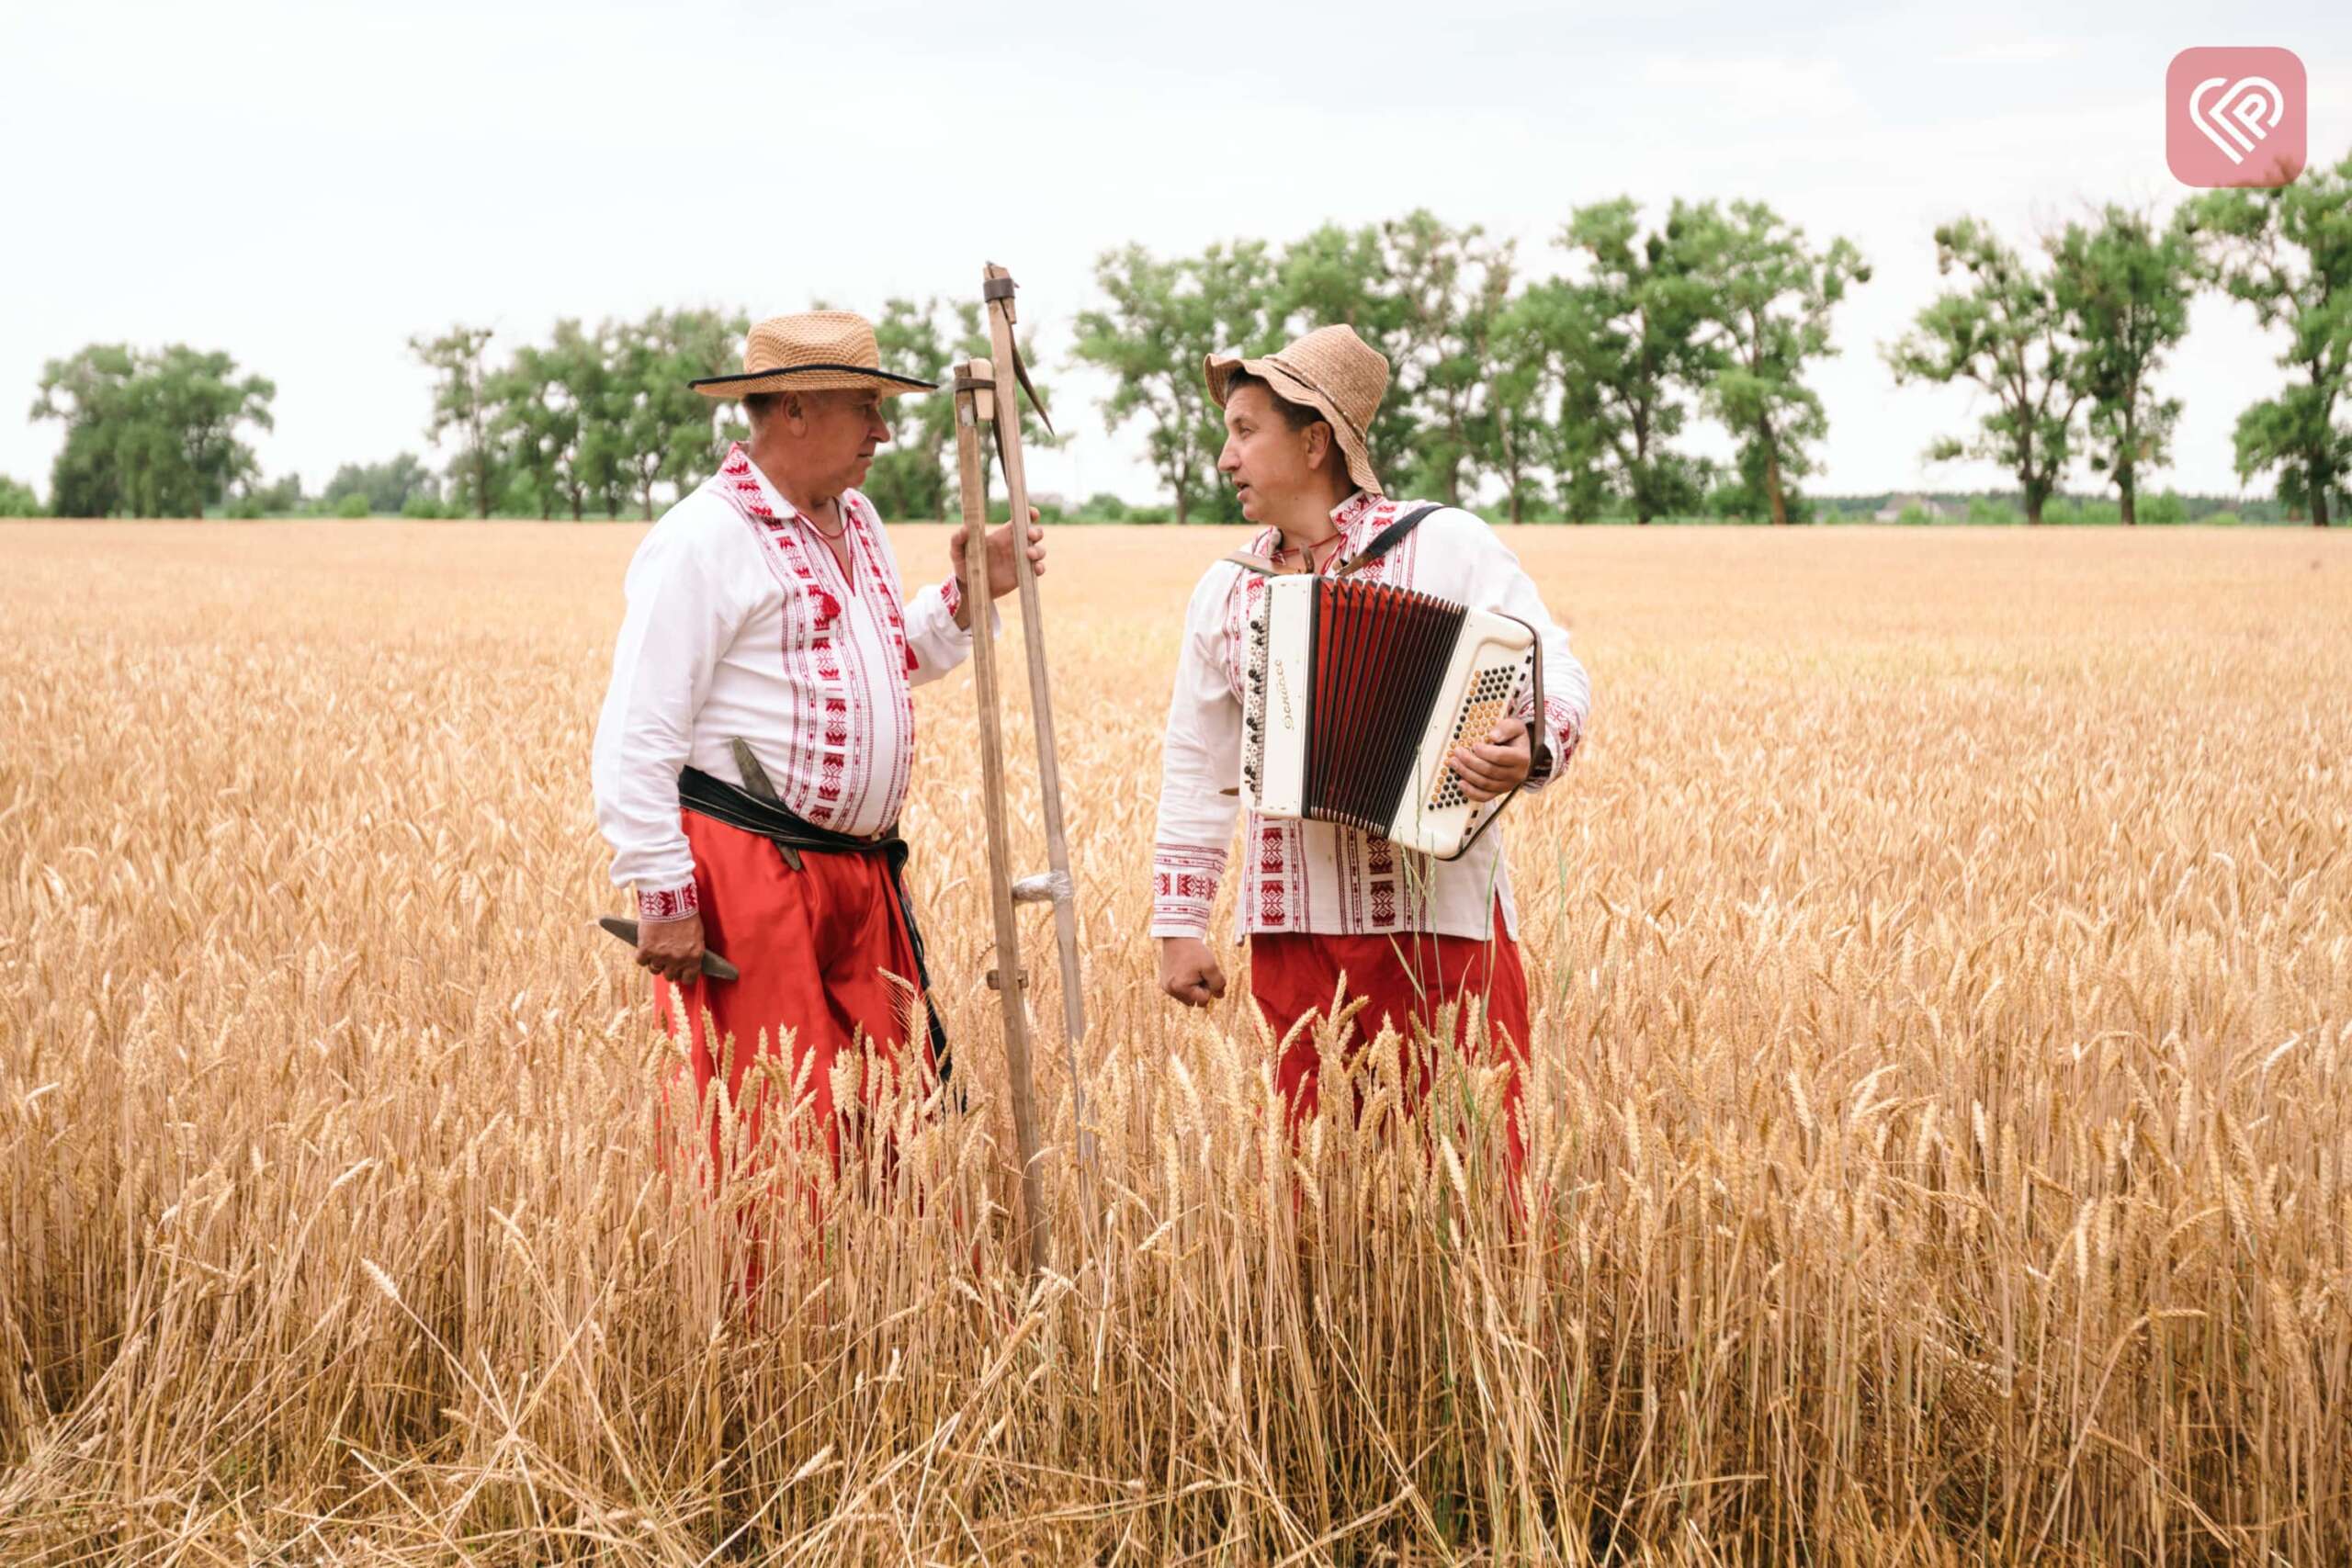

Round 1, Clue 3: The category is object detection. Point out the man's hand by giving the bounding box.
[1159,936,1227,1009]
[949,507,1047,630]
[1450,714,1533,804]
[637,912,707,987]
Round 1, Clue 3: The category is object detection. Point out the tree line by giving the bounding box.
[10,152,2348,525]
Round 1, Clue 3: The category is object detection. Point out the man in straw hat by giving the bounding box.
[593,310,1044,1174]
[1151,323,1590,1180]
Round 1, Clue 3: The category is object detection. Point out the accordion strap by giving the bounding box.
[1331,503,1441,577]
[1502,612,1554,776]
[1220,502,1443,579]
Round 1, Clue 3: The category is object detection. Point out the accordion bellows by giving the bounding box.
[1241,575,1538,859]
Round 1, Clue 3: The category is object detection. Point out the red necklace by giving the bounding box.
[802,501,846,541]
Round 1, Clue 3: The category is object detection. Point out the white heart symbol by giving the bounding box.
[2189,75,2286,165]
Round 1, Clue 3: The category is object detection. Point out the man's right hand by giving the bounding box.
[1159,936,1227,1009]
[637,912,707,986]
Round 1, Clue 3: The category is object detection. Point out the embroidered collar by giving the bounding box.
[747,462,799,525]
[1329,490,1382,533]
[718,443,865,537]
[718,442,873,579]
[1250,490,1387,565]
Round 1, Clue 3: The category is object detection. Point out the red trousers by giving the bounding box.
[1249,906,1531,1179]
[656,812,936,1182]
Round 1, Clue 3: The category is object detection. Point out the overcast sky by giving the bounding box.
[3,0,2346,510]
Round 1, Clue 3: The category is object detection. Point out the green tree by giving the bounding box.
[1073,242,1274,525]
[581,321,637,520]
[609,308,748,520]
[2188,154,2352,526]
[1555,198,1711,524]
[31,344,275,517]
[1510,279,1617,522]
[1676,199,1869,526]
[1271,223,1416,482]
[0,475,40,516]
[1381,211,1516,506]
[2048,206,2195,525]
[410,325,499,519]
[322,454,437,515]
[1485,291,1555,523]
[862,295,957,521]
[1884,218,2086,525]
[492,321,610,521]
[856,293,1060,520]
[242,471,304,515]
[1163,243,1269,523]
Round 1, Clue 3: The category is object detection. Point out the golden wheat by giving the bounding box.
[0,521,2346,1564]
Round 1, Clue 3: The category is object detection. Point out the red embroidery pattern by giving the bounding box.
[1257,823,1285,872]
[1365,830,1395,933]
[639,883,698,921]
[1546,696,1584,761]
[1151,843,1227,932]
[698,448,920,837]
[846,493,916,828]
[1247,821,1296,930]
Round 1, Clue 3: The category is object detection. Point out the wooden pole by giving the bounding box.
[952,357,1049,1279]
[979,265,1093,1172]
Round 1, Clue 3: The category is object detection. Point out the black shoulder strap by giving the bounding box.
[1331,503,1442,578]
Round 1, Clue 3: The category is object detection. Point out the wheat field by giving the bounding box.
[0,520,2346,1565]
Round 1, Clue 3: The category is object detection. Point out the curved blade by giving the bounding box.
[594,916,741,981]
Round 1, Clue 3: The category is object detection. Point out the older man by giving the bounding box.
[593,310,1042,1169]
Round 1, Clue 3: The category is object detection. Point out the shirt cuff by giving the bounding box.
[638,882,700,922]
[1148,844,1227,938]
[937,572,1004,639]
[1521,699,1585,793]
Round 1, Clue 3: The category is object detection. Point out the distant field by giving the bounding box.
[2,523,2347,1563]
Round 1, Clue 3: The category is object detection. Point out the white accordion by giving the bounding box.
[1239,573,1544,859]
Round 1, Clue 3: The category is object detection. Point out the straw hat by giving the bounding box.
[689,310,936,400]
[1204,324,1389,497]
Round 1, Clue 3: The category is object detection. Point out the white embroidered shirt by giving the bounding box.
[593,444,978,919]
[1150,491,1590,943]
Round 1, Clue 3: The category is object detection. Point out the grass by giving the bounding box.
[0,521,2346,1563]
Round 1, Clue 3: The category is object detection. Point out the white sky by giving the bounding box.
[3,0,2347,511]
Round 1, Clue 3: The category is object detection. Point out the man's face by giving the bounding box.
[1217,384,1319,524]
[795,389,892,494]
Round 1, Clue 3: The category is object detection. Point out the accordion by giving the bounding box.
[1240,573,1544,859]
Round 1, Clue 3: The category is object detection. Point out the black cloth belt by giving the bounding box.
[677,765,952,1084]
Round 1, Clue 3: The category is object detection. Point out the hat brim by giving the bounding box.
[690,364,936,400]
[1204,350,1384,498]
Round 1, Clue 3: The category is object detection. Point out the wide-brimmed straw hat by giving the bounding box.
[1204,324,1388,497]
[689,310,936,400]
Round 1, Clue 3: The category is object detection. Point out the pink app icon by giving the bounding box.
[2168,48,2306,187]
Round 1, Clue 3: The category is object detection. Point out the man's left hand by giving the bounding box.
[1450,714,1532,803]
[950,508,1046,629]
